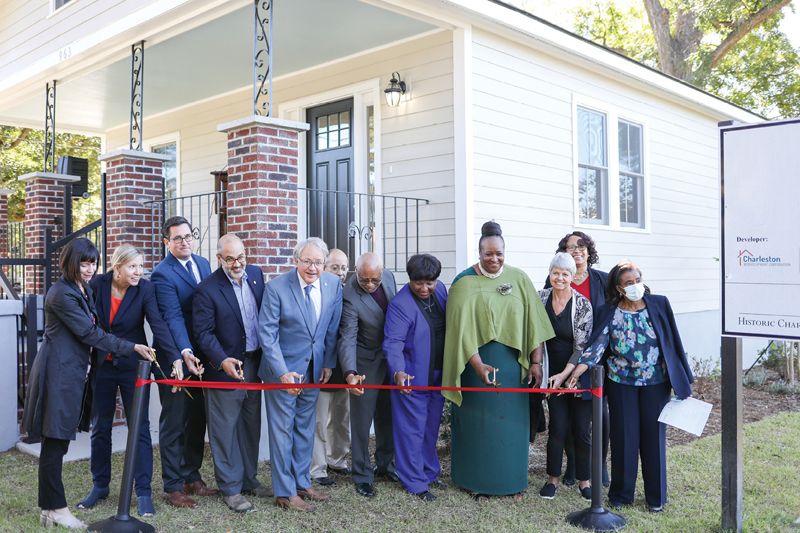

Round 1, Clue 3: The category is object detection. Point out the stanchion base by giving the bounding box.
[566,506,627,532]
[88,515,155,533]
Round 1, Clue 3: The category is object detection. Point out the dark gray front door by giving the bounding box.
[306,98,354,263]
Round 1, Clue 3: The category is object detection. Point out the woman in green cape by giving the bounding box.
[443,221,554,497]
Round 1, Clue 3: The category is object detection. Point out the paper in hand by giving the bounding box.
[658,397,713,436]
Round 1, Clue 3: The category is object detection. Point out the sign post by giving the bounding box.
[720,118,800,533]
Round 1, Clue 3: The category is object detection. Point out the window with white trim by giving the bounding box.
[575,104,647,230]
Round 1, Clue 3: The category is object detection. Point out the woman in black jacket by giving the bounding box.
[22,239,153,529]
[77,244,181,517]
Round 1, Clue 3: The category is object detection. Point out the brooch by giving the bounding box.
[497,283,512,296]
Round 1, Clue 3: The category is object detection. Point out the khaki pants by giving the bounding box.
[310,390,351,478]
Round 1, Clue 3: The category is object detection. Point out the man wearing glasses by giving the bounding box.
[339,252,398,498]
[192,234,269,512]
[151,216,216,509]
[257,238,356,512]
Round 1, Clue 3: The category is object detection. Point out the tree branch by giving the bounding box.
[711,0,792,67]
[0,128,32,150]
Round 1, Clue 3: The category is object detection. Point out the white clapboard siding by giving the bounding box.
[106,31,454,273]
[470,28,722,314]
[0,0,152,81]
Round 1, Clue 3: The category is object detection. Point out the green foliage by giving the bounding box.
[571,1,800,118]
[0,125,101,226]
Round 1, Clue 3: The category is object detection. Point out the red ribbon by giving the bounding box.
[136,378,603,398]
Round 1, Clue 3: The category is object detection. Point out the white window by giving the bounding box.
[574,102,647,230]
[147,137,179,200]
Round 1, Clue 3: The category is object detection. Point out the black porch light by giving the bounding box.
[384,72,406,107]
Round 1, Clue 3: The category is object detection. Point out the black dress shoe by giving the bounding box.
[314,476,335,487]
[416,490,436,502]
[328,466,351,476]
[374,468,400,482]
[429,478,448,490]
[355,483,376,497]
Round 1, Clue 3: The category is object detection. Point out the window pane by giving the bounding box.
[578,107,607,167]
[578,166,608,224]
[619,120,642,174]
[317,116,328,135]
[619,173,643,226]
[317,132,328,150]
[151,142,177,199]
[339,125,350,146]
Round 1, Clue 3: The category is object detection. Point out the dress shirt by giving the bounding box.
[297,272,321,320]
[177,256,202,284]
[225,269,260,351]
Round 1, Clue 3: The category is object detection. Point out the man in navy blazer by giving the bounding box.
[193,234,270,513]
[150,216,216,508]
[258,237,345,512]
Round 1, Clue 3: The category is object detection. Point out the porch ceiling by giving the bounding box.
[0,0,434,133]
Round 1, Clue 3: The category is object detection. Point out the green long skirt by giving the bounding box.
[451,341,530,495]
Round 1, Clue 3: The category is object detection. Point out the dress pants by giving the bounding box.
[350,355,395,485]
[264,378,320,498]
[157,365,207,493]
[390,371,445,494]
[310,390,350,479]
[90,362,152,496]
[205,355,262,497]
[39,437,70,510]
[605,379,671,508]
[546,394,591,481]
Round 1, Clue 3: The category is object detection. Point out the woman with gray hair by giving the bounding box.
[537,252,594,501]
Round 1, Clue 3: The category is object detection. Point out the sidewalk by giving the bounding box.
[16,424,160,463]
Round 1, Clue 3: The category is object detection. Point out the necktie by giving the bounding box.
[185,260,198,284]
[304,284,317,331]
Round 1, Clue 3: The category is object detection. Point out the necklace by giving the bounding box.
[420,296,435,313]
[477,263,503,279]
[574,270,588,283]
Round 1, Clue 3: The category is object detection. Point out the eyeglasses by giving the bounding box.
[565,245,587,252]
[298,258,325,268]
[170,234,194,244]
[357,275,382,286]
[221,255,246,266]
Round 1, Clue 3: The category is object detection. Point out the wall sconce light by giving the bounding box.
[384,72,406,107]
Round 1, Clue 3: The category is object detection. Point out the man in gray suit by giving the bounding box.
[339,252,398,498]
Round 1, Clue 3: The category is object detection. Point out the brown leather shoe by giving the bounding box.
[297,486,330,502]
[184,480,219,497]
[164,491,197,508]
[276,495,315,512]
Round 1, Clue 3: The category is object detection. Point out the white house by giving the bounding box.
[0,0,763,365]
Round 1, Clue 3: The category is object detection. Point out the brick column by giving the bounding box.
[0,189,10,259]
[18,172,79,293]
[218,116,309,279]
[98,149,169,273]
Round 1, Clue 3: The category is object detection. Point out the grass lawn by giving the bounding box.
[1,411,799,532]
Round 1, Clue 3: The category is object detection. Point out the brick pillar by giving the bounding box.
[18,172,79,293]
[0,189,10,259]
[98,149,169,273]
[218,116,308,280]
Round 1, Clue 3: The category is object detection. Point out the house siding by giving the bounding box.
[105,31,455,279]
[470,29,721,321]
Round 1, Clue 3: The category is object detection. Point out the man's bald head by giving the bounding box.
[355,252,383,294]
[325,248,348,284]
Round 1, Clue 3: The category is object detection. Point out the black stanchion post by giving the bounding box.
[566,366,626,532]
[88,360,155,533]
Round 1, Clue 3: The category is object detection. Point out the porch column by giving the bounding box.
[217,116,309,280]
[99,149,169,273]
[0,189,11,259]
[18,172,78,294]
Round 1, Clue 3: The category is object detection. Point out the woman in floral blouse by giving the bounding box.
[568,260,693,513]
[537,252,593,501]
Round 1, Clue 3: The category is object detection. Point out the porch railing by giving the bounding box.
[298,188,430,272]
[144,190,227,267]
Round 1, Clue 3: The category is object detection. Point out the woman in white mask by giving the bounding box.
[567,260,694,513]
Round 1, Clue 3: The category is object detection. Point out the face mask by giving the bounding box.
[623,282,645,301]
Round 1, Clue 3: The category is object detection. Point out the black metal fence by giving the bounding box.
[144,190,227,267]
[299,188,429,272]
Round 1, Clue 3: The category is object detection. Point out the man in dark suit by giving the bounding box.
[151,216,216,508]
[339,252,398,498]
[193,234,270,513]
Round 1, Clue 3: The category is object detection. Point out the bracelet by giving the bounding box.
[530,362,542,366]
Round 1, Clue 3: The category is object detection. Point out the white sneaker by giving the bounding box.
[40,508,87,529]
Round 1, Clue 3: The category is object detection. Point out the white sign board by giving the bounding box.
[722,119,800,339]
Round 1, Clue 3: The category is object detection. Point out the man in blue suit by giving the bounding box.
[193,234,270,513]
[258,237,349,512]
[151,216,216,508]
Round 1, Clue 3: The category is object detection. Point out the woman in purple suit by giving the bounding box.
[383,254,447,502]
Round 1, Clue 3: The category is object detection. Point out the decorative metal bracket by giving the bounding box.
[253,0,273,116]
[348,221,374,244]
[44,80,56,172]
[129,41,145,150]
